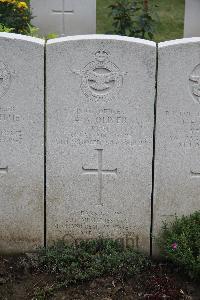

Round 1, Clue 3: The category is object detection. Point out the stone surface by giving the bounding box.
[31,0,96,37]
[153,38,200,253]
[184,0,200,38]
[0,33,44,252]
[46,35,156,253]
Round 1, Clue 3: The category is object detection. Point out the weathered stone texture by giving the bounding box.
[47,35,156,253]
[154,38,200,253]
[0,33,44,252]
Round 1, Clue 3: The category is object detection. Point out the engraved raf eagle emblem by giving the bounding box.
[189,64,200,104]
[0,61,11,99]
[74,49,127,101]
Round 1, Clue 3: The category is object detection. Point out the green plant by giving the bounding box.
[33,286,54,300]
[38,239,150,286]
[23,23,39,37]
[157,211,200,280]
[0,0,32,34]
[0,23,13,32]
[23,25,59,39]
[45,33,59,40]
[108,0,157,40]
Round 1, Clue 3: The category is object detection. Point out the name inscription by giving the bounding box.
[0,105,23,143]
[165,110,200,148]
[55,106,148,147]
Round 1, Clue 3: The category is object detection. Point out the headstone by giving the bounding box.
[184,0,200,38]
[0,33,44,252]
[31,0,96,37]
[153,38,200,253]
[46,35,156,253]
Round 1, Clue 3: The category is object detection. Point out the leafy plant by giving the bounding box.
[0,23,13,32]
[0,0,32,34]
[38,239,150,285]
[23,23,40,36]
[45,32,59,40]
[33,286,54,300]
[157,211,200,280]
[108,0,158,40]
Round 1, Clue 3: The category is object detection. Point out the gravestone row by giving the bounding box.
[0,33,200,254]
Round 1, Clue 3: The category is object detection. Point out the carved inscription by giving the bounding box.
[75,50,127,101]
[164,109,200,178]
[82,149,117,205]
[0,62,11,99]
[0,130,23,143]
[165,110,200,148]
[56,107,148,147]
[74,107,127,124]
[56,210,140,249]
[62,235,139,249]
[0,106,23,143]
[0,113,20,122]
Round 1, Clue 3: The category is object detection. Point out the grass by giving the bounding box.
[97,0,185,42]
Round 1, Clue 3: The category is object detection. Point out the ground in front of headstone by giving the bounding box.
[0,254,199,300]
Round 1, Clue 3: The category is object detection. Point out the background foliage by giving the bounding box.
[0,0,32,34]
[97,0,185,42]
[108,0,157,40]
[0,0,185,42]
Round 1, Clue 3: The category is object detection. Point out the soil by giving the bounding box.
[0,254,199,300]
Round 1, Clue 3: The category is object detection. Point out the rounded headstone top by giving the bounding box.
[0,32,44,45]
[159,37,200,48]
[47,34,156,47]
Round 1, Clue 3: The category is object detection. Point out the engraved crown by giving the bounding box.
[95,49,109,62]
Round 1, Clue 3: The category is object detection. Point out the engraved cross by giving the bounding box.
[82,149,117,206]
[0,166,8,175]
[191,170,200,178]
[52,0,74,36]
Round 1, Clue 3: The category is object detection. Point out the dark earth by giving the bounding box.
[0,254,199,300]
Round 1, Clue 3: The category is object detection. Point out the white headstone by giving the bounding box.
[46,35,156,253]
[0,33,44,252]
[184,0,200,38]
[31,0,96,37]
[154,38,200,253]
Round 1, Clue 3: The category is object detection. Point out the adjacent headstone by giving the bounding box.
[31,0,96,37]
[46,35,156,253]
[184,0,200,38]
[153,38,200,253]
[0,33,44,252]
